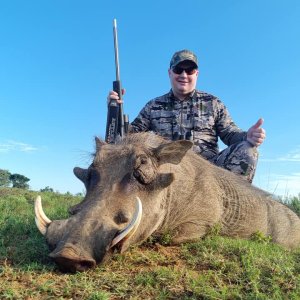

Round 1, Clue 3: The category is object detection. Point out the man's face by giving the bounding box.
[168,61,199,100]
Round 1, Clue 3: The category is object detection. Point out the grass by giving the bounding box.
[1,188,300,299]
[279,194,300,217]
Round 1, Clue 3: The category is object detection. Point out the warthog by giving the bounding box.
[35,132,300,272]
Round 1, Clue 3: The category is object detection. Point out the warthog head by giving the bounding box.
[35,133,192,272]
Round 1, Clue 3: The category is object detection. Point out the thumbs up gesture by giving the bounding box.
[247,118,266,147]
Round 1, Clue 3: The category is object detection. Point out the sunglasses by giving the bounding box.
[172,66,198,75]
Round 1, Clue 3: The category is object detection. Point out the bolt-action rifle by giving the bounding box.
[105,19,129,143]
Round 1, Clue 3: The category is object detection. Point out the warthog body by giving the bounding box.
[35,132,300,272]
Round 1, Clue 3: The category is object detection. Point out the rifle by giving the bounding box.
[105,19,129,143]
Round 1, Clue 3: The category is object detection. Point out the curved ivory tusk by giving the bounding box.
[110,197,142,248]
[34,195,52,235]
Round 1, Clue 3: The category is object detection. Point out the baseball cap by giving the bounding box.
[169,49,198,69]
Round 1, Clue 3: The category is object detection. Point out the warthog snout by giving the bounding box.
[49,243,96,272]
[35,194,143,272]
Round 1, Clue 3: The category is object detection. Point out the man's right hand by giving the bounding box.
[107,89,125,104]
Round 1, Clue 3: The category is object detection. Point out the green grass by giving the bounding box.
[1,187,300,299]
[280,194,300,217]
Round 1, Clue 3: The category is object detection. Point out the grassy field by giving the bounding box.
[1,188,300,299]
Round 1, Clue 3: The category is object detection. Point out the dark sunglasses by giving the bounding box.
[172,66,198,75]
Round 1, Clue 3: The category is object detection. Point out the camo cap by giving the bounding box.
[170,49,198,69]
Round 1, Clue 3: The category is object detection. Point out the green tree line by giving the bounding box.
[0,169,30,189]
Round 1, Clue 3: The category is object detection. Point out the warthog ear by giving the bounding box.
[154,140,193,165]
[95,137,106,153]
[73,167,89,184]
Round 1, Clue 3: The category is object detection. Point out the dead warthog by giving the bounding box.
[35,132,300,272]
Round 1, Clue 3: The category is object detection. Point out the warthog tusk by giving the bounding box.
[110,197,142,249]
[34,195,52,235]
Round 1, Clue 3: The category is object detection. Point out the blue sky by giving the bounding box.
[1,0,299,197]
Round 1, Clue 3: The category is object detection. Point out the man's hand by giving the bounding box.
[247,118,266,147]
[107,89,125,104]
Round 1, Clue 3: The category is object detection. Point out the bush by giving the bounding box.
[279,194,300,217]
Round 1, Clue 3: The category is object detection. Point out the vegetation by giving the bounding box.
[9,173,30,189]
[279,194,300,217]
[0,169,30,189]
[0,170,11,187]
[1,188,300,299]
[40,186,55,193]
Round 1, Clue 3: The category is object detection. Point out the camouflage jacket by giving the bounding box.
[130,89,247,160]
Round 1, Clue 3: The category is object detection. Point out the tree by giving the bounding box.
[40,186,54,193]
[9,173,30,189]
[0,169,11,187]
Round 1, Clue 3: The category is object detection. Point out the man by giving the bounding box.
[108,49,266,182]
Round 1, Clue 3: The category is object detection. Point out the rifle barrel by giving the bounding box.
[113,19,121,81]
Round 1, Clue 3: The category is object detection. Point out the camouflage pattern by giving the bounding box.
[213,141,258,183]
[170,49,198,68]
[130,89,258,182]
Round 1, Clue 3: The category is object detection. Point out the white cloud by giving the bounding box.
[256,172,300,197]
[260,146,300,163]
[254,147,300,197]
[278,146,300,162]
[0,140,38,153]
